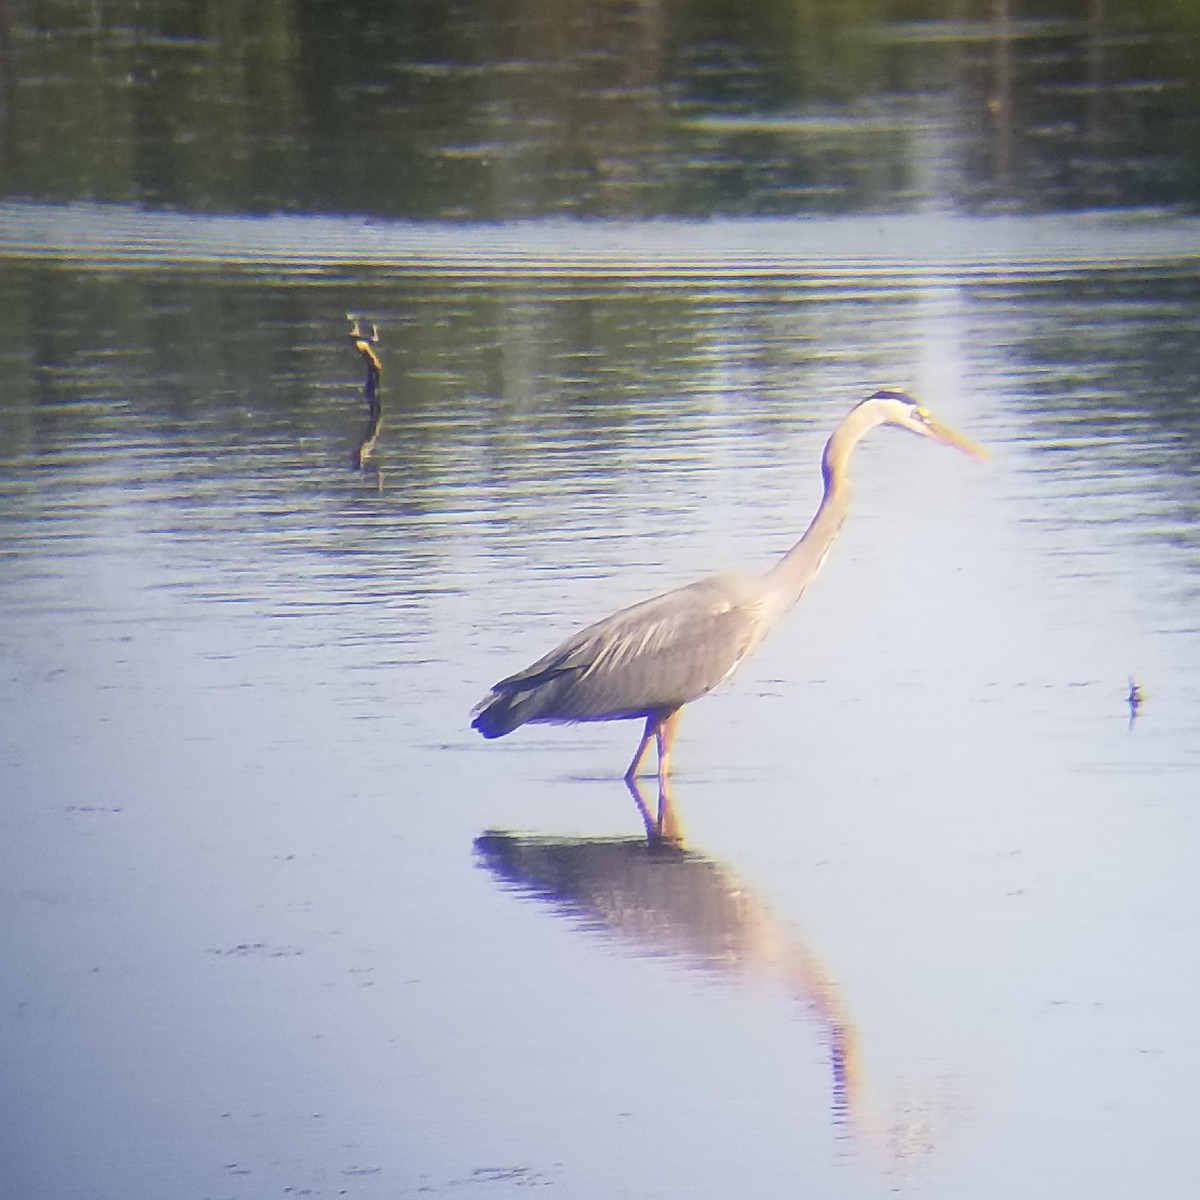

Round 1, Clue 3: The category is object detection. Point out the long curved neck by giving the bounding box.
[760,403,881,626]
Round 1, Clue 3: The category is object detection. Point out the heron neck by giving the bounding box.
[760,409,871,624]
[762,472,850,621]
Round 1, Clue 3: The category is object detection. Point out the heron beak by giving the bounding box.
[918,410,989,461]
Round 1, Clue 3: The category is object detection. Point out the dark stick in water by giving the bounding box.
[348,316,382,470]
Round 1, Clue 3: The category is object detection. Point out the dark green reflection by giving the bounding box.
[971,271,1200,568]
[2,1,1198,216]
[0,258,814,476]
[2,254,1198,580]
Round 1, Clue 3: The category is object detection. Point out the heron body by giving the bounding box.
[471,390,985,784]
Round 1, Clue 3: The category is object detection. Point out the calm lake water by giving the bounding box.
[3,205,1200,1200]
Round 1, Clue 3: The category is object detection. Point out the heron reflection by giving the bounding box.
[474,817,861,1131]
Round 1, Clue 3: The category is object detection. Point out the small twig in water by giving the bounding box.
[347,315,383,470]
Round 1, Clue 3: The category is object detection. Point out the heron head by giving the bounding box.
[867,388,988,461]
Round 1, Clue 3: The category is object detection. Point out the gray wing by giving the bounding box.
[471,573,766,737]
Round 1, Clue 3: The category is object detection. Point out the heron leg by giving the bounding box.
[654,708,682,784]
[624,710,684,845]
[625,708,683,783]
[623,716,659,782]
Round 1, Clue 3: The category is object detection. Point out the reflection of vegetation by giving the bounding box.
[1,253,1197,579]
[1,1,1197,216]
[0,260,746,515]
[0,2,302,210]
[0,264,345,457]
[973,271,1200,570]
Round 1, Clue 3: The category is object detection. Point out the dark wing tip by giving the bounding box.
[471,691,521,739]
[471,713,502,739]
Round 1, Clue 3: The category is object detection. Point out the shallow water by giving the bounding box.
[2,206,1200,1199]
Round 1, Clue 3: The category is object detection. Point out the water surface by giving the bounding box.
[2,208,1199,1199]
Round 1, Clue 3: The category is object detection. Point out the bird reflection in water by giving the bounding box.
[474,811,863,1133]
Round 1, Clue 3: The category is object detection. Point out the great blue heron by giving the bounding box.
[472,389,985,785]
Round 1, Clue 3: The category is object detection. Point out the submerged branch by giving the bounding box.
[348,315,383,470]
